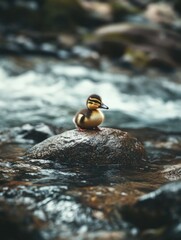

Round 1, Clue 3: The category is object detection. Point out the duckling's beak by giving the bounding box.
[100,103,109,109]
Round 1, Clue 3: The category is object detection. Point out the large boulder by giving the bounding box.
[26,128,146,166]
[91,22,181,70]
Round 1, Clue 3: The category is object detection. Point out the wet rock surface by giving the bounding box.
[0,186,111,240]
[0,126,181,240]
[117,181,181,240]
[26,128,146,165]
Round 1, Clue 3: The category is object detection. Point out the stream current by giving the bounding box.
[0,58,181,131]
[0,57,181,240]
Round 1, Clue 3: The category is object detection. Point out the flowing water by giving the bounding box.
[0,57,181,239]
[0,57,181,130]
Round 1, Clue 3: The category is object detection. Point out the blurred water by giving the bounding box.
[0,58,181,131]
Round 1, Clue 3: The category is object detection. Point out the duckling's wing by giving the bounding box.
[73,109,87,126]
[75,113,85,124]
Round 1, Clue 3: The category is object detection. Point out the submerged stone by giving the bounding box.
[26,128,146,166]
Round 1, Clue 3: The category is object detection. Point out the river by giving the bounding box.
[0,57,181,131]
[0,56,181,240]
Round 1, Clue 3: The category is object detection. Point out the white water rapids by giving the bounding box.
[0,61,181,130]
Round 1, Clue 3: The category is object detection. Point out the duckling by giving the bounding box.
[73,94,109,131]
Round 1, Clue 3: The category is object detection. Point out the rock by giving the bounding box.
[144,3,177,26]
[80,1,113,22]
[121,181,181,229]
[109,181,181,240]
[26,128,146,166]
[0,186,111,240]
[17,123,55,143]
[93,22,181,70]
[0,123,58,145]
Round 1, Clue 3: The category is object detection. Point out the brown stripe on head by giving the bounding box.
[87,94,102,104]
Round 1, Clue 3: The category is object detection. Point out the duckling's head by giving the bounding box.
[86,94,109,110]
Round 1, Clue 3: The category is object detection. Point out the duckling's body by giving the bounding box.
[73,94,108,130]
[74,108,104,129]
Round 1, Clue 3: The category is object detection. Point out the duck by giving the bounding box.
[73,94,109,131]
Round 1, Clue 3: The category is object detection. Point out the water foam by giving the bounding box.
[0,64,181,128]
